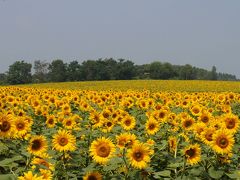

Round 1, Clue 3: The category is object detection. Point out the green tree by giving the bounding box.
[149,61,162,79]
[33,60,49,83]
[48,59,67,82]
[179,64,196,80]
[66,61,82,81]
[210,66,217,80]
[81,60,99,80]
[116,59,135,80]
[0,73,7,84]
[7,61,32,84]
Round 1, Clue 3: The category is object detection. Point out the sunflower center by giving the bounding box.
[193,108,199,114]
[217,137,229,148]
[31,140,42,151]
[48,119,54,124]
[118,139,127,146]
[103,112,109,118]
[205,132,213,141]
[201,116,209,123]
[88,175,97,180]
[159,112,165,118]
[16,122,25,130]
[96,144,110,157]
[133,151,144,162]
[149,123,155,130]
[0,121,11,132]
[124,119,131,126]
[106,122,112,127]
[59,138,68,146]
[226,119,235,129]
[184,120,192,128]
[66,120,72,126]
[185,148,196,158]
[141,102,146,107]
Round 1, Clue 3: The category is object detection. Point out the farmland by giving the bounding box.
[1,80,240,179]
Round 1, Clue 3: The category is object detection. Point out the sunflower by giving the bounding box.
[89,137,115,164]
[62,117,76,129]
[121,115,136,131]
[52,129,76,152]
[155,109,168,122]
[83,171,102,180]
[89,111,103,129]
[181,116,195,131]
[211,129,235,154]
[184,144,201,165]
[0,113,15,138]
[198,111,212,124]
[61,104,71,115]
[39,169,53,180]
[32,157,54,171]
[200,127,216,145]
[138,99,149,110]
[145,117,160,135]
[168,136,177,153]
[28,135,48,156]
[18,171,43,180]
[14,117,31,138]
[193,122,206,138]
[127,142,151,169]
[46,115,56,128]
[116,133,137,149]
[101,119,115,133]
[190,104,202,116]
[222,114,239,133]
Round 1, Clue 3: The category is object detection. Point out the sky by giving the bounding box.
[0,0,240,77]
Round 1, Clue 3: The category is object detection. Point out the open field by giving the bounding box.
[18,80,240,92]
[1,80,240,179]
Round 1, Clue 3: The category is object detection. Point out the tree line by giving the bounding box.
[0,59,237,85]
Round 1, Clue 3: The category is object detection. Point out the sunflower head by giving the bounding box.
[184,144,201,165]
[127,142,152,169]
[211,129,235,154]
[28,135,48,156]
[83,171,102,180]
[52,129,76,152]
[145,117,160,135]
[90,137,115,164]
[0,114,15,138]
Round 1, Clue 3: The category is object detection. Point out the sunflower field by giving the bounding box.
[1,80,240,179]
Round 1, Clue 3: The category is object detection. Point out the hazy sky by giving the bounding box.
[0,0,240,77]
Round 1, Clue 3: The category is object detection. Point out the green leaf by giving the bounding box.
[168,162,184,168]
[154,170,171,178]
[208,167,224,179]
[0,174,16,180]
[226,170,240,179]
[0,155,23,167]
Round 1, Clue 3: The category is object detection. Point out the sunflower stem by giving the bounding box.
[122,147,130,179]
[174,138,179,177]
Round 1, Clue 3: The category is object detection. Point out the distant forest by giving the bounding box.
[0,59,237,85]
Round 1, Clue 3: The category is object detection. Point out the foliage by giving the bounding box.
[1,59,238,85]
[6,61,32,85]
[1,81,240,179]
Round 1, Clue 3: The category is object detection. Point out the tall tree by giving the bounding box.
[48,59,67,82]
[66,61,82,81]
[210,66,217,80]
[116,59,135,80]
[0,73,7,84]
[149,61,162,79]
[179,64,196,80]
[7,61,32,84]
[33,60,49,83]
